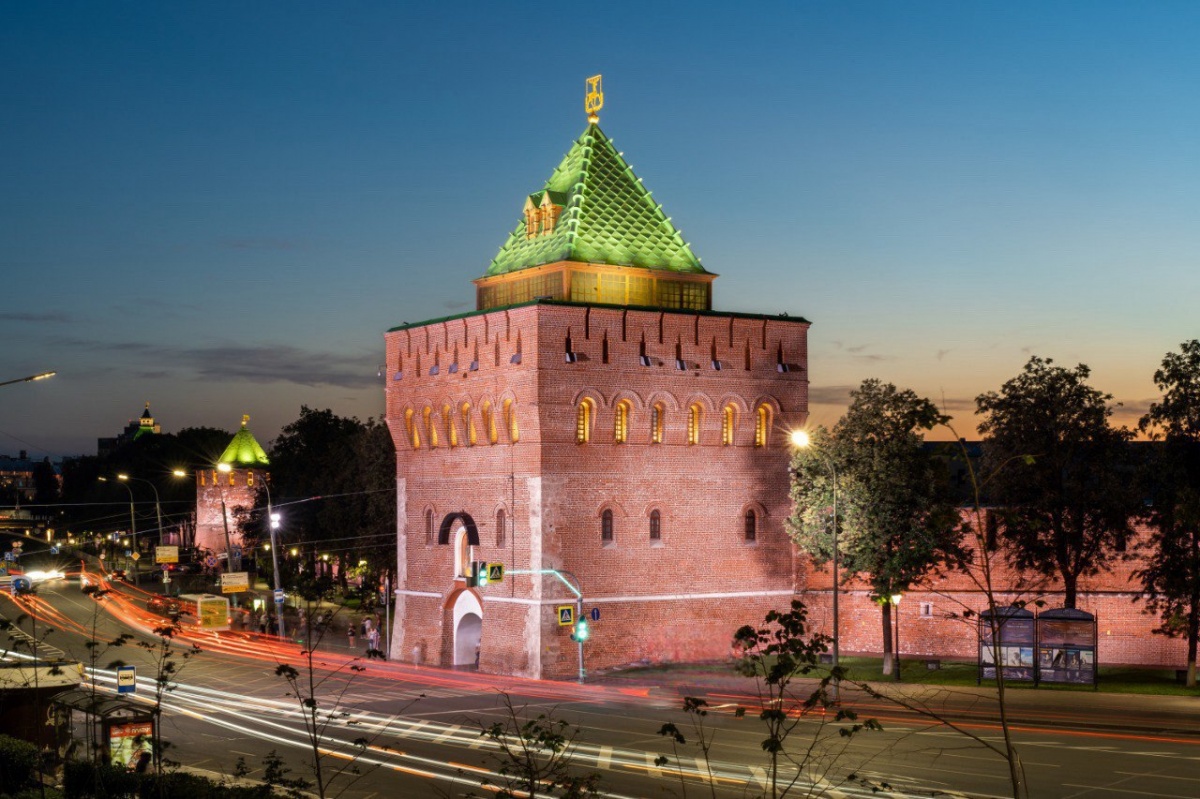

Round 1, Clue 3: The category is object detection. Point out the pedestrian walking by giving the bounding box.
[367,625,381,654]
[347,624,356,649]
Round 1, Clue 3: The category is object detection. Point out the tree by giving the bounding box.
[656,600,880,799]
[977,356,1139,608]
[472,693,602,799]
[788,380,960,671]
[1137,340,1200,687]
[272,572,394,799]
[264,408,395,596]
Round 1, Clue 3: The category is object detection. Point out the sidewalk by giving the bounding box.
[592,661,1200,738]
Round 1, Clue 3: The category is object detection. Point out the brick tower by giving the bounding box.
[194,415,269,571]
[385,85,810,678]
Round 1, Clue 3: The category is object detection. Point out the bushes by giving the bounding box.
[0,734,39,794]
[62,762,270,799]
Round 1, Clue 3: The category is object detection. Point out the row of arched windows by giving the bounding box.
[419,506,760,549]
[598,507,761,546]
[404,399,519,450]
[577,399,772,446]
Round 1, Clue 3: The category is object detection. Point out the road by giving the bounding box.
[4,565,1200,798]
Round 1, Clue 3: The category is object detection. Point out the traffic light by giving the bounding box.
[469,561,490,588]
[571,618,590,643]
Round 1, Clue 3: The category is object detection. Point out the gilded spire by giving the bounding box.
[585,74,603,124]
[242,414,250,427]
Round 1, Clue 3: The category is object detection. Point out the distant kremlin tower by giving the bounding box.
[384,80,810,678]
[193,415,269,567]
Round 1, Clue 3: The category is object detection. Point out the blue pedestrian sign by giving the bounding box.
[117,666,137,694]
[590,607,600,622]
[274,588,285,604]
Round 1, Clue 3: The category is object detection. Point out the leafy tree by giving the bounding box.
[272,574,392,799]
[977,357,1139,608]
[697,600,877,799]
[263,408,394,595]
[1137,340,1200,687]
[788,380,960,670]
[471,693,601,799]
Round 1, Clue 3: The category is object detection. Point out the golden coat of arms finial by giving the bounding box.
[585,74,604,123]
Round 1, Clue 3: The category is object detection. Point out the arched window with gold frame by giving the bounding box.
[461,402,477,446]
[650,403,664,444]
[423,407,438,448]
[576,398,594,444]
[482,401,497,444]
[443,404,458,448]
[687,403,702,445]
[754,405,770,448]
[614,400,630,444]
[503,398,519,443]
[722,405,735,446]
[404,408,421,449]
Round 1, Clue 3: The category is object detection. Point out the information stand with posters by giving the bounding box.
[104,716,155,771]
[1037,607,1098,687]
[978,607,1036,683]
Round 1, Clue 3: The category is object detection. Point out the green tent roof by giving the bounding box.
[218,417,269,468]
[485,124,706,277]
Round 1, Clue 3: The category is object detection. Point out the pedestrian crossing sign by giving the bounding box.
[487,563,504,583]
[557,605,575,626]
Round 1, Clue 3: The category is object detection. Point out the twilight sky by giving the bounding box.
[3,1,1198,458]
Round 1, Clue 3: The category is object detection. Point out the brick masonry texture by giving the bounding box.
[385,302,810,678]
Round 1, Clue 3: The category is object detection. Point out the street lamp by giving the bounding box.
[891,592,903,682]
[0,371,56,388]
[197,464,285,638]
[790,429,840,695]
[118,474,163,552]
[98,476,138,585]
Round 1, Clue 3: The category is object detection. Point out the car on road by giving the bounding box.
[147,595,182,617]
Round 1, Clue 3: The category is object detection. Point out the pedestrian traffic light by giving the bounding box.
[571,618,590,643]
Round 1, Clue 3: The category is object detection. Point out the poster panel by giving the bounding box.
[106,719,153,770]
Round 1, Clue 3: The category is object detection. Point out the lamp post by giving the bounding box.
[891,592,903,682]
[118,473,162,553]
[98,476,138,585]
[790,429,840,697]
[0,371,55,388]
[259,475,286,640]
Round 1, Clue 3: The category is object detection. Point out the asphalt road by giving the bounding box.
[4,567,1200,798]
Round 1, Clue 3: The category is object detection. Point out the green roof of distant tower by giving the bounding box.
[485,123,706,277]
[218,415,270,468]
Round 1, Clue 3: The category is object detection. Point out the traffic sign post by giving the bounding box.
[590,607,600,622]
[511,568,588,683]
[274,588,286,604]
[117,666,137,695]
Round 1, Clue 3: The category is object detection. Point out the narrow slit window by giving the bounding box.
[649,510,662,542]
[601,509,614,546]
[614,401,629,443]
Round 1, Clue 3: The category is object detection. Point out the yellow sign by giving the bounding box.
[220,571,249,594]
[195,595,230,631]
[585,74,604,120]
[487,563,504,583]
[557,605,575,626]
[130,552,140,561]
[155,546,179,564]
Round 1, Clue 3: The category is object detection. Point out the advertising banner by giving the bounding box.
[106,719,154,770]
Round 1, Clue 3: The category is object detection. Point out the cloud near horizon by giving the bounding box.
[47,336,379,389]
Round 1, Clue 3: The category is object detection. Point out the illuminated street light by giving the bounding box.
[790,429,840,697]
[0,371,56,388]
[118,474,164,560]
[892,592,903,682]
[99,476,138,585]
